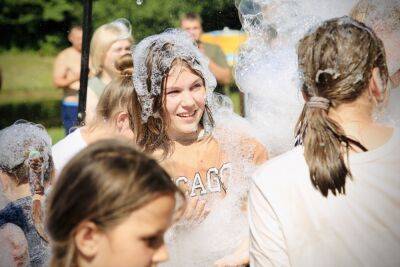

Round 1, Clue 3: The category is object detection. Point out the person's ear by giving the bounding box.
[74,221,102,260]
[368,67,387,104]
[116,112,130,132]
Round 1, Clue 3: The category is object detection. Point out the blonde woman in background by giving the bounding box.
[86,18,133,123]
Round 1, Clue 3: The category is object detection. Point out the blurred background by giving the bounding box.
[0,0,244,143]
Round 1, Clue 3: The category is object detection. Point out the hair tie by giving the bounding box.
[306,96,330,110]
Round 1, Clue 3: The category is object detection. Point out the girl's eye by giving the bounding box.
[167,90,179,95]
[191,83,202,90]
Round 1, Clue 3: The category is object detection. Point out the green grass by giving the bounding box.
[48,126,65,144]
[0,52,62,104]
[230,91,241,114]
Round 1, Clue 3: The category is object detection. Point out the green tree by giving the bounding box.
[0,0,82,52]
[0,0,240,52]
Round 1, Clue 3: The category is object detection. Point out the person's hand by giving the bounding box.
[70,80,80,90]
[181,196,210,225]
[214,238,249,267]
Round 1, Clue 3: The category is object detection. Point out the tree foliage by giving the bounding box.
[0,0,240,54]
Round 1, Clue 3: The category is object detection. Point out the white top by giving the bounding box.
[249,128,400,267]
[382,87,400,126]
[52,128,87,176]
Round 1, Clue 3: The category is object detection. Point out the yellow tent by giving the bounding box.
[200,27,247,67]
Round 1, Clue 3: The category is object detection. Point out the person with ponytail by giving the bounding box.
[52,54,136,176]
[249,17,400,266]
[0,121,54,266]
[47,139,185,267]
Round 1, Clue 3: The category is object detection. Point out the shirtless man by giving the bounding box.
[53,25,82,135]
[180,13,232,86]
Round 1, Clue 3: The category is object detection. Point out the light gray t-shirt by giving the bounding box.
[250,128,400,267]
[52,128,87,177]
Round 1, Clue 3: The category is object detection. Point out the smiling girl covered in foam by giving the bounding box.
[130,29,268,266]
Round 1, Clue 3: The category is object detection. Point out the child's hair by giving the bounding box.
[131,30,216,157]
[0,121,54,241]
[46,139,185,267]
[89,53,136,129]
[90,18,134,76]
[295,16,388,197]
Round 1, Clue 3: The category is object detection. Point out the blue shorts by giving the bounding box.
[61,102,78,135]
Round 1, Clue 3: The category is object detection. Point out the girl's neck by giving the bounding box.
[328,95,393,151]
[81,123,117,144]
[169,128,204,146]
[329,96,374,128]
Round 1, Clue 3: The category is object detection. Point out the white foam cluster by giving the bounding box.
[235,0,357,157]
[353,0,400,33]
[132,29,217,122]
[352,0,400,75]
[163,195,248,266]
[108,18,133,41]
[0,121,52,196]
[0,121,51,171]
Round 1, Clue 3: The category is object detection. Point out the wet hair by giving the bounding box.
[89,53,136,130]
[130,39,214,157]
[0,121,54,241]
[295,16,388,197]
[46,139,185,267]
[90,19,134,76]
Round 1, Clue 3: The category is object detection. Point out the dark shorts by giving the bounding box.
[61,102,78,135]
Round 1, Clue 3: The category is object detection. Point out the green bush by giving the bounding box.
[38,35,63,56]
[0,99,62,129]
[0,0,240,54]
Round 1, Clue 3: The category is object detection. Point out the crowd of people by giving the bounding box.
[1,0,399,266]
